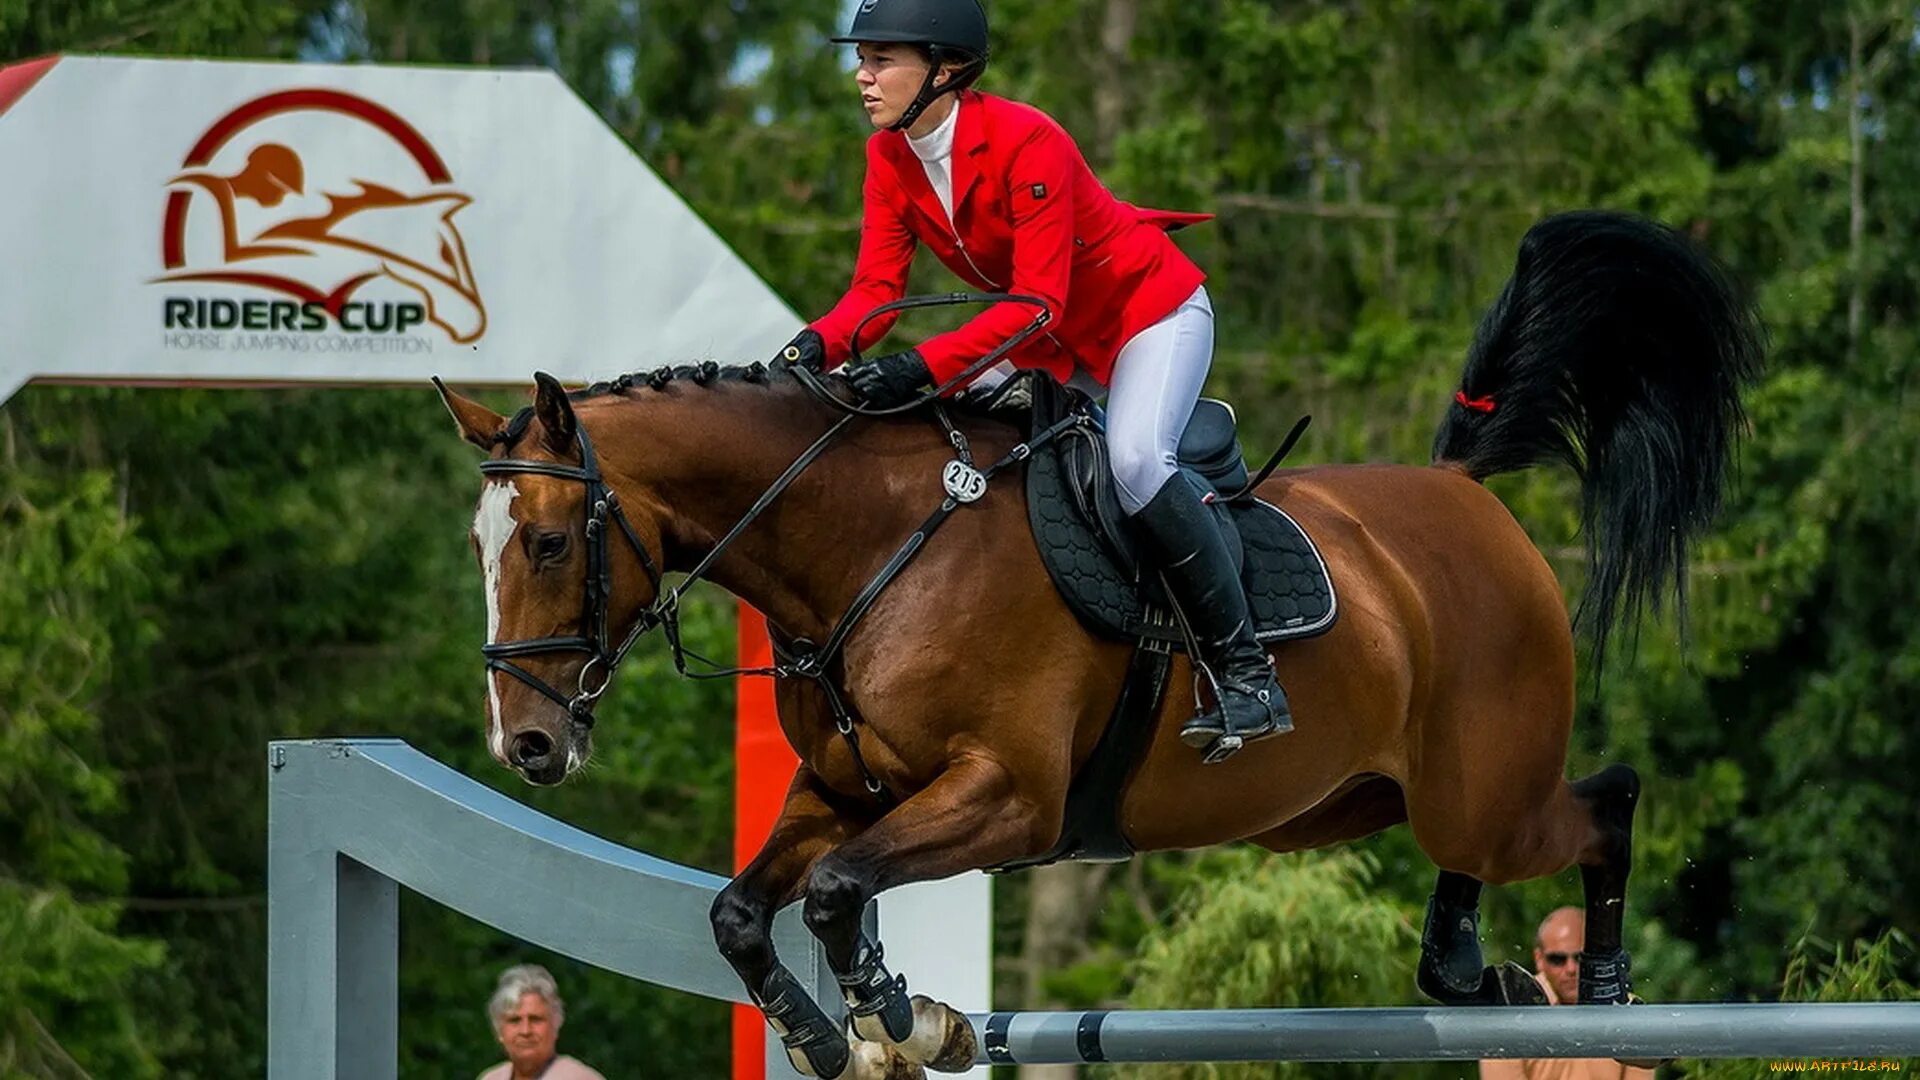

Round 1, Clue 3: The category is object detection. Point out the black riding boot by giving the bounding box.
[1129,473,1293,764]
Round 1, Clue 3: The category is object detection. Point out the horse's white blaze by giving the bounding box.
[475,480,520,761]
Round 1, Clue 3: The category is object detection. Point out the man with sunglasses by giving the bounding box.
[1479,908,1655,1079]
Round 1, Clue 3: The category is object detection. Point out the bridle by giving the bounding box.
[478,416,667,728]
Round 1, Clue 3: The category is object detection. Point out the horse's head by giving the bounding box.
[436,374,664,785]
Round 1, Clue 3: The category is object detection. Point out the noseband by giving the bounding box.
[477,420,665,728]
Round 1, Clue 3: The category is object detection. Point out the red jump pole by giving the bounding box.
[733,602,798,1080]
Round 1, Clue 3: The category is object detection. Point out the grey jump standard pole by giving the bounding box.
[266,739,834,1080]
[969,1003,1920,1065]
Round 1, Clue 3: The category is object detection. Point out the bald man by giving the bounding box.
[1478,907,1653,1080]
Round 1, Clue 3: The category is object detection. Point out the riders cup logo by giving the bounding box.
[155,88,487,353]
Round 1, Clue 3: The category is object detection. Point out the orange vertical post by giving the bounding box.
[734,602,800,1080]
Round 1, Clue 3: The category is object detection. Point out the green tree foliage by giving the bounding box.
[0,426,166,1078]
[981,0,1920,1038]
[1678,931,1917,1079]
[1108,850,1427,1080]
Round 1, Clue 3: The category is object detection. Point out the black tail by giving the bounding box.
[1432,210,1765,666]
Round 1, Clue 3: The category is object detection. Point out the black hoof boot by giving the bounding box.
[1415,895,1487,1002]
[1129,474,1295,765]
[837,938,914,1045]
[1579,947,1633,1006]
[756,966,850,1078]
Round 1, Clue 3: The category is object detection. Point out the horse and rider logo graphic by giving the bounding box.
[157,88,487,345]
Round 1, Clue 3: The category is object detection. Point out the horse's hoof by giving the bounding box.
[1419,960,1547,1006]
[898,995,978,1072]
[1492,962,1550,1006]
[1415,960,1483,1004]
[846,1036,926,1080]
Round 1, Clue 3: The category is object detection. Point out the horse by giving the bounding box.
[436,210,1763,1080]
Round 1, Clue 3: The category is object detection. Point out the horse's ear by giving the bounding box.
[433,376,505,450]
[533,371,577,454]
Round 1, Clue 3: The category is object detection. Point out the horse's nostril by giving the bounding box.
[510,730,554,767]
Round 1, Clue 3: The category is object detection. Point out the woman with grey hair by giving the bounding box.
[477,964,606,1080]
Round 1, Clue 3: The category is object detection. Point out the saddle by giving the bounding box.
[973,372,1338,870]
[989,371,1337,648]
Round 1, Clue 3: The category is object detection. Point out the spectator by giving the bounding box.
[478,964,606,1080]
[1478,907,1654,1080]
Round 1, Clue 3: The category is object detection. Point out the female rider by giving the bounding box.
[776,0,1289,763]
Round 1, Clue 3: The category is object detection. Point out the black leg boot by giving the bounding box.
[1129,474,1293,763]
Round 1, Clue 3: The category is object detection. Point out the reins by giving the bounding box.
[478,294,1059,801]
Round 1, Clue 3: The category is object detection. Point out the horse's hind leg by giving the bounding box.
[713,767,876,1080]
[1415,871,1548,1006]
[1407,689,1644,1007]
[803,752,1045,1074]
[1571,763,1641,1005]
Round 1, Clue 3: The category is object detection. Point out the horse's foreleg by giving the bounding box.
[803,752,1039,1073]
[713,767,867,1079]
[1571,763,1641,1005]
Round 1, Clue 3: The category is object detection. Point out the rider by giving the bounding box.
[775,0,1290,762]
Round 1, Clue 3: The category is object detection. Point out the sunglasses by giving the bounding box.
[1541,951,1586,967]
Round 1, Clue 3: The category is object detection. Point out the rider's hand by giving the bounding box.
[777,328,826,372]
[847,350,933,409]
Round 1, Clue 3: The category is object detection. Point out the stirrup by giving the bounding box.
[1178,705,1289,749]
[1178,661,1293,762]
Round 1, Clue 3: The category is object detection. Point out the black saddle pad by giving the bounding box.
[1027,433,1337,647]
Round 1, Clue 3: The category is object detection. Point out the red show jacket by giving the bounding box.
[809,90,1211,389]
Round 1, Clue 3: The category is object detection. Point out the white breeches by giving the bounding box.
[1104,285,1215,514]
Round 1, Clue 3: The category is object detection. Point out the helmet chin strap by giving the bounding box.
[887,48,984,133]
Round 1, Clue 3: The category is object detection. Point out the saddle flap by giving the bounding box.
[1061,426,1144,580]
[1027,438,1334,647]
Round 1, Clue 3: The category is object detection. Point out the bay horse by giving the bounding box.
[437,211,1763,1079]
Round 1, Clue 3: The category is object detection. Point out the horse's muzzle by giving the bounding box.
[509,728,573,786]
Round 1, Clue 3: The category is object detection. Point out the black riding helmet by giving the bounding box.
[832,0,990,132]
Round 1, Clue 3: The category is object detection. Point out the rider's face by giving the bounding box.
[854,43,932,130]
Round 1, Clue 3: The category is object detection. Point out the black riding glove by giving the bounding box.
[777,328,826,372]
[847,350,933,409]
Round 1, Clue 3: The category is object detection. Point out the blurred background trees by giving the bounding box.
[2,1,1916,1076]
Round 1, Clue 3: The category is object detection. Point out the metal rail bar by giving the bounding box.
[969,1003,1920,1065]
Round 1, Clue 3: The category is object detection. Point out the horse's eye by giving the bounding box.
[536,533,569,562]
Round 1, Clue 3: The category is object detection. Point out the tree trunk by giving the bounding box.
[470,0,491,67]
[1093,0,1138,162]
[1848,12,1865,362]
[1016,861,1116,1080]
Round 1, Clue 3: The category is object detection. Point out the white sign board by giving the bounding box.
[0,55,802,402]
